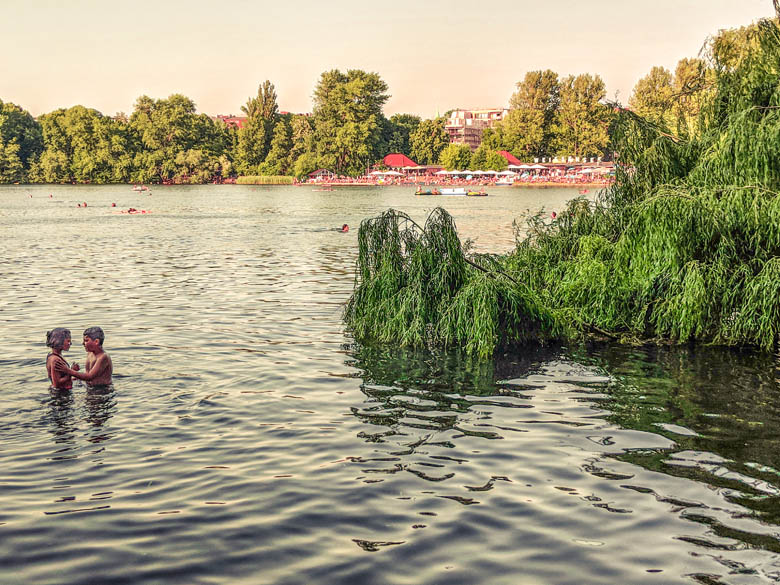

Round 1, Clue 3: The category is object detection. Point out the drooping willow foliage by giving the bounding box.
[346,14,780,357]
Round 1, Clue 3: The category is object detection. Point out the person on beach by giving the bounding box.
[46,328,78,390]
[61,326,113,386]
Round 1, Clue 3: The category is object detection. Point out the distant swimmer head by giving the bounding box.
[46,328,71,350]
[341,224,349,232]
[111,202,116,207]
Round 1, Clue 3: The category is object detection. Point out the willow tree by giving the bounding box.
[346,10,780,356]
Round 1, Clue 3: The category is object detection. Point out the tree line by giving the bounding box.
[0,53,720,184]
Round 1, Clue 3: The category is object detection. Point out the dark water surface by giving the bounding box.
[1,184,779,584]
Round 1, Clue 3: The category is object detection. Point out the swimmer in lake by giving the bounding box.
[340,224,349,232]
[60,326,112,386]
[46,328,78,390]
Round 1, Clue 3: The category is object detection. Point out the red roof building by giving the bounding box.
[213,115,248,129]
[497,150,523,165]
[382,153,419,168]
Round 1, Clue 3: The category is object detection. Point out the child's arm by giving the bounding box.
[66,354,108,382]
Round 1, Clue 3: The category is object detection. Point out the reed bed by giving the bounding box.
[345,15,780,356]
[236,175,294,185]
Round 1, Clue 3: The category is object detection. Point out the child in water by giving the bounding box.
[62,326,113,386]
[46,328,78,390]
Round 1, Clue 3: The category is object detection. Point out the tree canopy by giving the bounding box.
[313,69,389,177]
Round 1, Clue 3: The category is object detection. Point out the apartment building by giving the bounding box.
[445,108,508,151]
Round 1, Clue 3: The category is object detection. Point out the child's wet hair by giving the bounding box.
[46,328,71,350]
[83,326,105,346]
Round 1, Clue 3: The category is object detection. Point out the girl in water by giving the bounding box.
[46,328,78,390]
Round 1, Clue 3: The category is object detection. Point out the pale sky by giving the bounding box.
[0,0,774,119]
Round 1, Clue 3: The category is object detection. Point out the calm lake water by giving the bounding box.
[2,184,779,585]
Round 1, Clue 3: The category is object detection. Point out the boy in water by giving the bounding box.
[65,326,112,386]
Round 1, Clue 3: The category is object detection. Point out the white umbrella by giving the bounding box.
[369,170,385,175]
[531,164,546,169]
[435,170,449,175]
[507,164,524,170]
[498,170,516,175]
[472,170,485,175]
[384,170,403,176]
[484,170,498,174]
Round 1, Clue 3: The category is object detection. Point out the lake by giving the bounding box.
[1,184,779,585]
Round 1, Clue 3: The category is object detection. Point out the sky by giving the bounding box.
[0,0,775,119]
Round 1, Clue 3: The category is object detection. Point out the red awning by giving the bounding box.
[382,153,419,168]
[497,150,523,165]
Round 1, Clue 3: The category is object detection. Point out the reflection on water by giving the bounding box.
[346,341,780,583]
[3,185,780,585]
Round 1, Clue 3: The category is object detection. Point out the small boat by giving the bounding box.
[440,188,468,196]
[495,179,514,186]
[466,190,488,197]
[415,187,440,196]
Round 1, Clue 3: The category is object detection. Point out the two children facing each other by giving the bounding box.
[46,327,113,390]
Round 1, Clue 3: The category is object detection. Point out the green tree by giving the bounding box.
[551,74,611,158]
[484,150,508,171]
[382,113,421,156]
[260,118,292,175]
[0,139,23,182]
[235,80,279,174]
[409,117,448,165]
[291,151,318,178]
[629,66,674,128]
[128,94,225,183]
[438,143,472,170]
[672,58,711,136]
[0,100,43,174]
[29,106,132,183]
[313,69,389,176]
[289,114,315,171]
[503,70,559,159]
